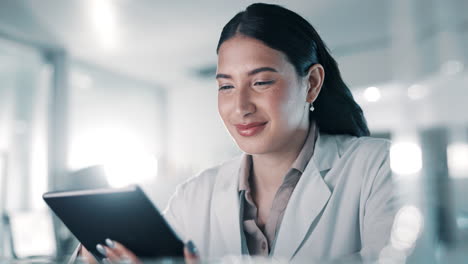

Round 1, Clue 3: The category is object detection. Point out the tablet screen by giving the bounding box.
[43,185,184,260]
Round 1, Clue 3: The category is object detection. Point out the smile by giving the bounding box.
[234,122,268,137]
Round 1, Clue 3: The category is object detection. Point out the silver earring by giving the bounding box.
[310,103,314,112]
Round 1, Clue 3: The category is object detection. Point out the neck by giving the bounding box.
[251,128,309,193]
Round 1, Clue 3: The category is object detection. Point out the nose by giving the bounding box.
[234,86,256,117]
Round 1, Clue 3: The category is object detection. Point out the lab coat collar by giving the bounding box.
[212,156,243,256]
[211,132,341,260]
[312,132,341,172]
[271,132,336,261]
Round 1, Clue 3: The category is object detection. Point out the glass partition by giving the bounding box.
[0,37,53,257]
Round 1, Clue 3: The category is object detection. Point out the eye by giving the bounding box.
[253,80,275,86]
[218,84,234,91]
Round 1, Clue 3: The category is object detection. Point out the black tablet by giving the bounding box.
[43,185,184,261]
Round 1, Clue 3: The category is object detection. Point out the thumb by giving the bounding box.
[184,240,199,264]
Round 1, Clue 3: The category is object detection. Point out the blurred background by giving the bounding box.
[0,0,467,263]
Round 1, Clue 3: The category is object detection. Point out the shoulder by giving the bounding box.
[326,135,395,207]
[332,133,390,153]
[175,155,242,195]
[164,155,242,236]
[334,135,393,199]
[332,134,391,163]
[352,136,390,165]
[354,136,391,152]
[318,133,391,184]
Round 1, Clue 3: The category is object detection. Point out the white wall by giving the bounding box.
[166,78,240,176]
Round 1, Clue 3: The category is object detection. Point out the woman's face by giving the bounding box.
[216,35,311,155]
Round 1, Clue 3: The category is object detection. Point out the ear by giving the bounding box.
[305,64,325,103]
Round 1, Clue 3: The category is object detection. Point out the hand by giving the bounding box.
[96,239,141,264]
[94,238,199,264]
[183,240,199,264]
[77,244,97,264]
[77,241,140,264]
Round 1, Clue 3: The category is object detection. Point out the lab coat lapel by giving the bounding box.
[273,133,338,261]
[212,157,243,256]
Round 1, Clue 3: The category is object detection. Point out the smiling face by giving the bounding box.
[216,35,312,155]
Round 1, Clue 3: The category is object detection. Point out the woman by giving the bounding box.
[80,3,396,263]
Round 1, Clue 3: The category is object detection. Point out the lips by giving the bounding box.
[235,122,268,137]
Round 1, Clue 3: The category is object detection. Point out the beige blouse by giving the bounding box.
[238,123,318,256]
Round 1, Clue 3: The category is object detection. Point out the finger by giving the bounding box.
[102,245,120,263]
[96,244,109,258]
[97,243,131,264]
[107,239,141,264]
[78,245,98,264]
[184,248,199,264]
[184,240,199,264]
[101,240,126,260]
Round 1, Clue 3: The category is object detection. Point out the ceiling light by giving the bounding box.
[447,142,468,178]
[390,142,422,176]
[391,205,424,251]
[364,86,381,102]
[90,0,118,51]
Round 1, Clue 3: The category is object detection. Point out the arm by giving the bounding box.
[360,148,398,259]
[332,148,398,263]
[163,184,188,242]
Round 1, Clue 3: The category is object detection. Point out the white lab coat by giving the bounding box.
[163,132,397,263]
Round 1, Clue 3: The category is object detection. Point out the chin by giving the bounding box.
[227,127,275,154]
[234,138,271,155]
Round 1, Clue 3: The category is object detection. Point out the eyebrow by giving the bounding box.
[215,67,278,79]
